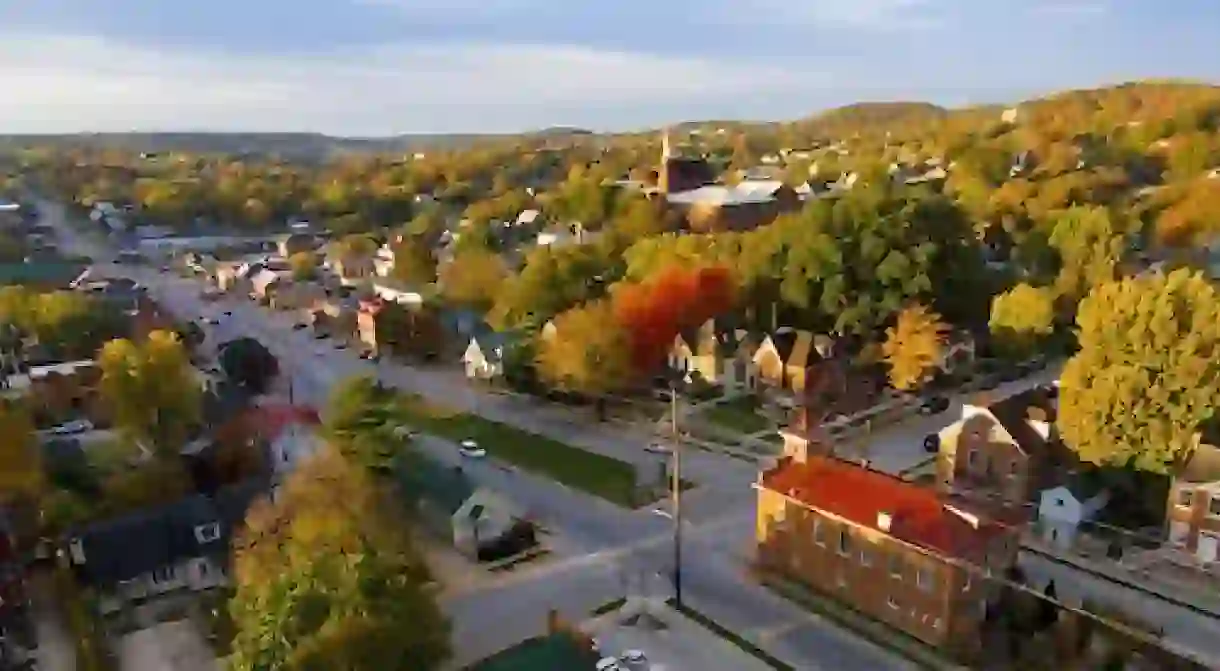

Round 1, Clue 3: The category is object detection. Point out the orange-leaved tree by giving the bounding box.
[611,265,734,376]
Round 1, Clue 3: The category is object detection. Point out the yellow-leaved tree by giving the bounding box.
[229,446,450,671]
[98,330,201,454]
[881,303,949,391]
[1059,269,1220,473]
[535,299,632,414]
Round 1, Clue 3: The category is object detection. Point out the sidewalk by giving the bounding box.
[1022,539,1220,617]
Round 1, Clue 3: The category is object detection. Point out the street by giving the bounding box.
[42,198,1220,669]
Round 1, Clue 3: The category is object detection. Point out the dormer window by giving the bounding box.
[1178,490,1194,509]
[195,522,221,544]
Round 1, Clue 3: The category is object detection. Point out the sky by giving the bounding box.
[0,0,1218,136]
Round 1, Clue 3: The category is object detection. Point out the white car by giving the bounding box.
[458,439,487,459]
[644,442,670,454]
[391,425,418,439]
[596,659,624,671]
[51,419,93,435]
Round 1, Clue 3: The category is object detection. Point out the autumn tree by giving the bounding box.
[881,304,949,391]
[489,243,618,331]
[1047,205,1127,309]
[536,300,632,416]
[228,446,449,671]
[611,265,735,375]
[439,247,508,311]
[288,251,317,281]
[1058,269,1220,473]
[0,399,43,501]
[389,235,438,287]
[98,330,201,453]
[989,283,1058,358]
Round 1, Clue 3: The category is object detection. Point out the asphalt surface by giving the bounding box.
[42,199,1220,669]
[43,200,918,670]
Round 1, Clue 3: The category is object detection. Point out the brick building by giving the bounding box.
[756,417,1019,659]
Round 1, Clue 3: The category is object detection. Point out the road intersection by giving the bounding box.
[44,199,1220,669]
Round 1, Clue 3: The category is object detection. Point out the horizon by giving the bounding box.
[0,77,1214,139]
[2,1,1219,135]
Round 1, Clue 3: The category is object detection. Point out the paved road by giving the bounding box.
[53,200,1220,669]
[42,200,918,670]
[1020,552,1220,665]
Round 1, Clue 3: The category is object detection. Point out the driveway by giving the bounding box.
[115,620,218,671]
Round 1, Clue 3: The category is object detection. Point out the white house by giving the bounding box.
[461,334,509,380]
[1037,482,1110,552]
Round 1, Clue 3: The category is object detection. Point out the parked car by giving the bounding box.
[918,395,950,415]
[644,442,670,454]
[51,419,93,436]
[458,439,487,459]
[923,433,939,453]
[391,425,418,439]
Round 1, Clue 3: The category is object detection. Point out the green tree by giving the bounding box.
[881,304,949,391]
[288,252,317,281]
[1058,269,1220,473]
[489,243,619,331]
[98,330,201,454]
[228,447,450,671]
[1047,205,1126,308]
[989,283,1057,358]
[439,247,508,310]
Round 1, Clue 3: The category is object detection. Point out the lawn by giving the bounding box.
[702,397,771,435]
[390,395,645,507]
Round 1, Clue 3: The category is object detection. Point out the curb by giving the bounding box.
[1022,544,1220,619]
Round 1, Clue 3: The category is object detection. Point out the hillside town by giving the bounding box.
[1,79,1220,671]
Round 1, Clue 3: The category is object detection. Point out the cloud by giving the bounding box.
[1031,2,1108,16]
[710,0,941,30]
[0,33,813,134]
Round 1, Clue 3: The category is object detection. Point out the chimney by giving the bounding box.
[876,512,892,532]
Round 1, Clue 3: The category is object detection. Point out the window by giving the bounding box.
[889,554,902,579]
[1178,489,1193,509]
[813,518,825,546]
[152,566,175,584]
[1209,496,1220,518]
[966,449,977,468]
[837,573,848,589]
[838,529,851,556]
[1008,459,1019,476]
[860,546,872,567]
[195,522,221,544]
[887,596,899,610]
[916,569,934,591]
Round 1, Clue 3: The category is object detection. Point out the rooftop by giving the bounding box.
[760,455,1004,562]
[466,633,599,671]
[665,183,779,206]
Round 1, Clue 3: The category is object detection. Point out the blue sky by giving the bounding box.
[0,0,1217,135]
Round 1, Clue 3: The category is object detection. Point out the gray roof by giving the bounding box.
[73,478,268,587]
[392,452,474,515]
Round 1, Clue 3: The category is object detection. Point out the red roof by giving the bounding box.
[760,456,1004,561]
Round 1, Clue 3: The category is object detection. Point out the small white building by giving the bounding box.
[1037,482,1110,551]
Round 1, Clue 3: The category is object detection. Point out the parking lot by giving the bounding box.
[583,600,776,671]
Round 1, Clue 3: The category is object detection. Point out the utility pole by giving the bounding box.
[670,386,683,607]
